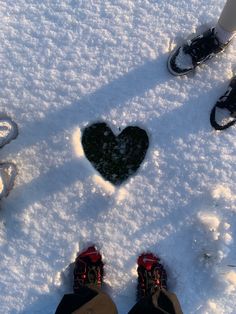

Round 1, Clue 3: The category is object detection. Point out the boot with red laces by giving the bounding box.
[73,246,104,294]
[137,252,167,300]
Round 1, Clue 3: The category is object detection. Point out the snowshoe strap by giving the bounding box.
[210,104,236,130]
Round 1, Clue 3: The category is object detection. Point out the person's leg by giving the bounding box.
[55,287,97,314]
[218,0,236,33]
[214,0,236,44]
[55,288,118,314]
[168,0,236,75]
[55,246,118,314]
[128,252,183,314]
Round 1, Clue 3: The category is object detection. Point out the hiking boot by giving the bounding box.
[168,28,229,75]
[137,252,167,300]
[73,246,104,294]
[210,75,236,130]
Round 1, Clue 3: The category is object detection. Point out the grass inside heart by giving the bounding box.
[82,122,149,185]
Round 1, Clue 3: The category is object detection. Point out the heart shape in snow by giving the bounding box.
[82,122,149,185]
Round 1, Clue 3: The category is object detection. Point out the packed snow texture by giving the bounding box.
[0,0,236,313]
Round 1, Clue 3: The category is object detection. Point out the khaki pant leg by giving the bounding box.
[72,291,118,314]
[218,0,236,32]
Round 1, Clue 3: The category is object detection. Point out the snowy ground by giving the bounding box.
[0,0,236,313]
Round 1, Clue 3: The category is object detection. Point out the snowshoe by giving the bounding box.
[210,75,236,130]
[0,162,17,199]
[73,246,104,294]
[137,252,167,300]
[0,116,18,148]
[168,28,229,75]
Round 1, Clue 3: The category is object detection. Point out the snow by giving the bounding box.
[173,46,194,70]
[0,0,236,313]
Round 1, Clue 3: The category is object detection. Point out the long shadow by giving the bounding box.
[9,55,169,155]
[148,78,224,140]
[11,159,91,208]
[6,158,111,221]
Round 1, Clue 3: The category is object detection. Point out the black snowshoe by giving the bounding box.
[210,76,236,130]
[168,28,229,75]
